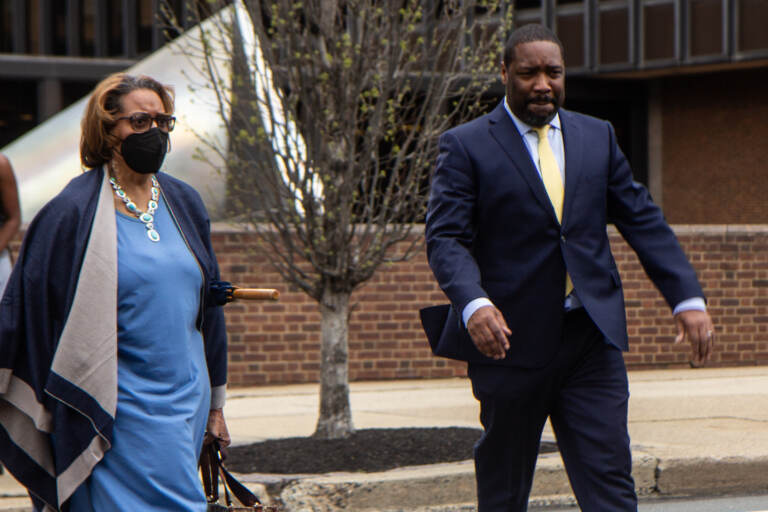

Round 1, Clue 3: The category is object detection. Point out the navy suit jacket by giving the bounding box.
[422,102,704,367]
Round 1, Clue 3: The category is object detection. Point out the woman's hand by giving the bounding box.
[204,408,231,448]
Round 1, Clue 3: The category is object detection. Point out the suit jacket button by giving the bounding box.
[560,234,566,242]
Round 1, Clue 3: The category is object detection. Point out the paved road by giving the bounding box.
[535,494,768,511]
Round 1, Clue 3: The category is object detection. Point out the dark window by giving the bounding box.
[516,0,542,10]
[643,3,675,61]
[80,0,97,55]
[0,2,12,52]
[690,0,722,56]
[599,8,629,65]
[557,13,584,67]
[137,0,155,55]
[51,1,68,55]
[107,0,124,56]
[739,0,768,52]
[27,0,41,54]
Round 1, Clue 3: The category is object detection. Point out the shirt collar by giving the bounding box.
[503,97,561,136]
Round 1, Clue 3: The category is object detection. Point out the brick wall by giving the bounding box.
[8,224,768,386]
[211,226,456,386]
[209,224,768,386]
[661,68,768,223]
[617,225,768,368]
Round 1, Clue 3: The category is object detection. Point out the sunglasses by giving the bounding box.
[116,112,176,132]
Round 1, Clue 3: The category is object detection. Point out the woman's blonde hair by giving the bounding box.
[80,73,175,169]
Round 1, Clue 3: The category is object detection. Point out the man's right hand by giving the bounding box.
[467,305,512,360]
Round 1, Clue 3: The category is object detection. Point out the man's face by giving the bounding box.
[501,40,565,127]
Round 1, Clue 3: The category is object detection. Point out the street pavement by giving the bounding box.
[1,366,767,510]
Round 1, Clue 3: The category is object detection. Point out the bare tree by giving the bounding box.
[164,0,511,439]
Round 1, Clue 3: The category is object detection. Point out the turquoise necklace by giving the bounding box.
[109,164,161,242]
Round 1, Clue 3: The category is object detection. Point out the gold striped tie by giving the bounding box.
[534,125,573,296]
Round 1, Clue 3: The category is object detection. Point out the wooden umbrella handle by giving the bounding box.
[231,288,280,301]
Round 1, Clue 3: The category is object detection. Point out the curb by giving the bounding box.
[232,450,768,511]
[2,453,768,510]
[655,455,768,497]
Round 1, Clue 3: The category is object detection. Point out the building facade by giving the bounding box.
[2,0,766,222]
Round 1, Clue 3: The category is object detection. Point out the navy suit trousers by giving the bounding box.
[468,309,638,512]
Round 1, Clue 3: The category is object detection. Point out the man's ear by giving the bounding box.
[500,61,509,85]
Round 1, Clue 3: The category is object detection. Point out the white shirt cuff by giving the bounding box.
[672,297,706,315]
[462,297,493,327]
[210,384,227,409]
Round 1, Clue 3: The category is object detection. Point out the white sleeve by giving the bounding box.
[462,297,494,327]
[672,297,706,315]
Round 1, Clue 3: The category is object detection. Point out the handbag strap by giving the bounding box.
[200,441,261,507]
[219,462,259,506]
[219,464,233,506]
[200,443,220,503]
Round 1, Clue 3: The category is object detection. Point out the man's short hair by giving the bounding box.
[503,24,565,67]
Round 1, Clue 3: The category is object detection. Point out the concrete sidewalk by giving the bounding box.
[1,366,767,510]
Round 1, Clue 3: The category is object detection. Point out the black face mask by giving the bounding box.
[120,128,169,174]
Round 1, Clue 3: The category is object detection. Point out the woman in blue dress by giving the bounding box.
[0,74,230,511]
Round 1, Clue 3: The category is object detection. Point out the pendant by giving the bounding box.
[147,229,160,242]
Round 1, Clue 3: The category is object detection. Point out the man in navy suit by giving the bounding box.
[423,24,715,511]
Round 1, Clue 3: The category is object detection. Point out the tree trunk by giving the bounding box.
[313,288,354,439]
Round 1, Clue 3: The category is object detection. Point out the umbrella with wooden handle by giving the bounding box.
[230,288,279,301]
[209,281,279,305]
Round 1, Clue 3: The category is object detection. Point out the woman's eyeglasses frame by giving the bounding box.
[116,112,176,132]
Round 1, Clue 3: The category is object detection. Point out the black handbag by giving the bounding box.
[200,441,278,512]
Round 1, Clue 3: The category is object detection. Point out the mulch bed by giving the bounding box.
[225,427,557,474]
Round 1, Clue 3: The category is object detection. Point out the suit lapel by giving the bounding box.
[560,109,583,227]
[487,103,559,224]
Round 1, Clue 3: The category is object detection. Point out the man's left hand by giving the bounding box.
[674,310,715,366]
[204,408,231,449]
